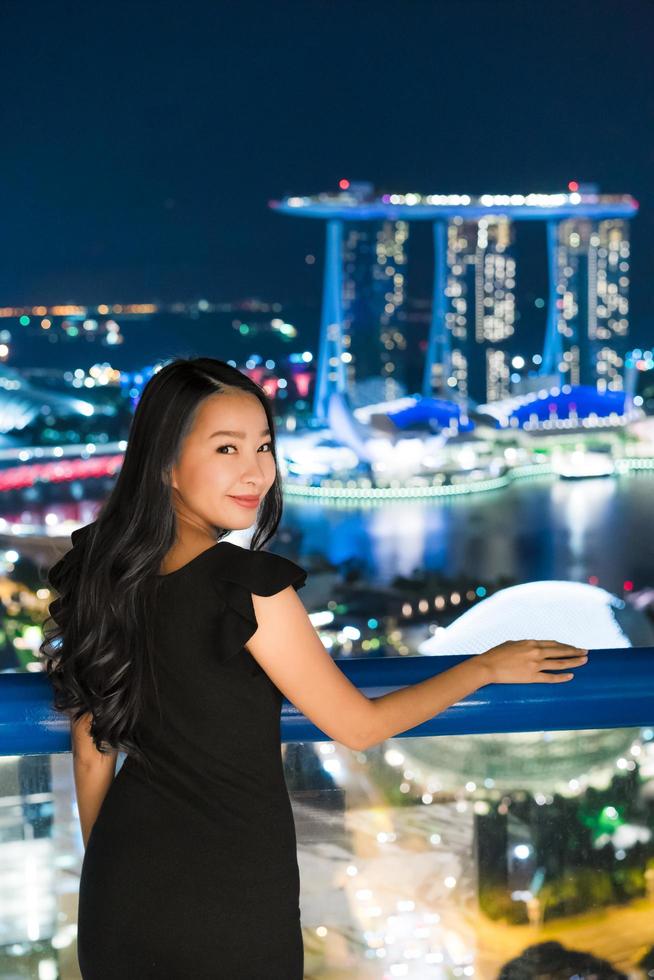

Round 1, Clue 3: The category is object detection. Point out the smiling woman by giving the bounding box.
[38,355,588,979]
[37,356,307,978]
[40,356,287,768]
[159,391,278,573]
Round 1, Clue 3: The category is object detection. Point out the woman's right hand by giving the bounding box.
[477,639,589,684]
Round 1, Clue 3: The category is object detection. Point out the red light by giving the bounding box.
[568,181,579,192]
[588,575,599,586]
[624,580,634,591]
[338,179,350,190]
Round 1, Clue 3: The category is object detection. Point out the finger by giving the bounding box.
[532,639,573,647]
[541,656,588,667]
[538,645,587,657]
[541,672,575,682]
[533,640,584,648]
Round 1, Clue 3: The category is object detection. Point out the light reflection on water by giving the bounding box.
[283,473,654,591]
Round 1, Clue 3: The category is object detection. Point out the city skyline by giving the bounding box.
[274,183,637,411]
[1,6,653,978]
[0,0,652,344]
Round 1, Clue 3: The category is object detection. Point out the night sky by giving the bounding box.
[2,0,653,339]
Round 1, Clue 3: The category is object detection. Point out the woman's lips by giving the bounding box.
[228,495,261,509]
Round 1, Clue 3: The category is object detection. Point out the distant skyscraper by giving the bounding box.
[341,219,409,406]
[547,217,630,392]
[437,216,516,406]
[271,185,638,422]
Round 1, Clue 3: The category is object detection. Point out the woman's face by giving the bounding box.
[170,389,277,534]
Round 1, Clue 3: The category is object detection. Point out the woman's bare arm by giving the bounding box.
[361,639,588,748]
[247,588,588,752]
[70,712,118,848]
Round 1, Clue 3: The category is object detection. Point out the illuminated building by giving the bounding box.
[439,216,516,409]
[342,216,409,407]
[271,186,638,421]
[542,215,632,392]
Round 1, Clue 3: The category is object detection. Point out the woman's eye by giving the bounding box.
[216,442,272,454]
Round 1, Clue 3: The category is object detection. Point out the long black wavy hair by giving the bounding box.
[39,357,285,771]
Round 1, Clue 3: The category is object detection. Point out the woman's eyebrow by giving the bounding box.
[208,428,271,439]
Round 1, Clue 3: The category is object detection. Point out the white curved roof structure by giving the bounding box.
[419,580,636,656]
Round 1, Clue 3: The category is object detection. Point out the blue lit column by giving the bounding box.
[541,219,563,382]
[623,352,636,413]
[313,219,347,422]
[422,219,449,398]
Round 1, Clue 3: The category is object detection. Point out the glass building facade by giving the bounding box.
[552,217,630,391]
[441,216,517,407]
[342,220,410,407]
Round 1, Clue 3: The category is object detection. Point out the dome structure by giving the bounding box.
[398,581,654,793]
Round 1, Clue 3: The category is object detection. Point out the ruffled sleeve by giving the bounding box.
[209,541,308,667]
[48,522,95,590]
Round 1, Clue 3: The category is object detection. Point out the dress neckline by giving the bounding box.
[156,540,230,579]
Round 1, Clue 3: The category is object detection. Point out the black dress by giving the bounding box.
[53,533,308,979]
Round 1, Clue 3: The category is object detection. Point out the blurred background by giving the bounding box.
[1,2,654,978]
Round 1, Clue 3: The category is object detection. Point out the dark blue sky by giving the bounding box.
[1,0,652,337]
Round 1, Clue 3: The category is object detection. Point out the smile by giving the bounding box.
[228,495,261,509]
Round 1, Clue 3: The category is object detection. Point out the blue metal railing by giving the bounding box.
[1,648,653,755]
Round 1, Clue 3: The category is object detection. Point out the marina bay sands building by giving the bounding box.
[547,216,632,395]
[270,183,638,421]
[341,218,410,405]
[441,215,517,406]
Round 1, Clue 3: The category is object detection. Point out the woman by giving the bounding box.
[40,356,588,979]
